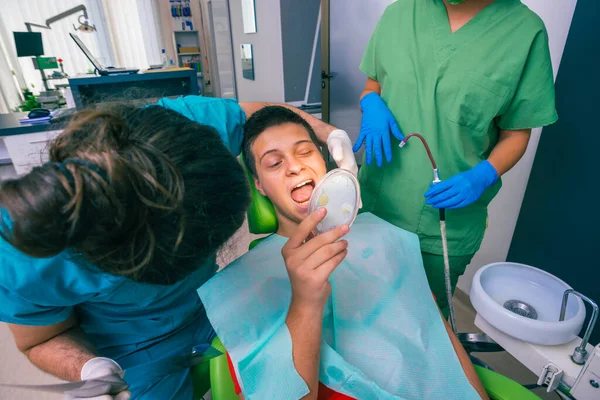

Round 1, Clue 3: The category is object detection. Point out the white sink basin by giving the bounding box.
[470,262,586,345]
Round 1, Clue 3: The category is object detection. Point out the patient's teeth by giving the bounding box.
[294,180,313,189]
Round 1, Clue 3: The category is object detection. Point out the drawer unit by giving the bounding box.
[1,130,62,175]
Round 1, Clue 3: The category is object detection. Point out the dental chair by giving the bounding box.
[191,163,542,400]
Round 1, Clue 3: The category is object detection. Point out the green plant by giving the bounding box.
[19,87,41,112]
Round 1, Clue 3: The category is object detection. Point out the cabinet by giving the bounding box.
[2,130,61,175]
[68,69,199,109]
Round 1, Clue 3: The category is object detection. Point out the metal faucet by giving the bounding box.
[559,289,599,365]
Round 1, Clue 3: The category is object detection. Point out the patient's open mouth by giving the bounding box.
[291,180,315,206]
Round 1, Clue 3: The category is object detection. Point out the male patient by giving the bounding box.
[198,107,489,400]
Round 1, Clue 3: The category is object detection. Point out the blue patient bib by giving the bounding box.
[198,213,480,400]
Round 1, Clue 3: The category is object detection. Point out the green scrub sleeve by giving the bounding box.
[497,29,558,130]
[359,18,384,81]
[156,96,247,156]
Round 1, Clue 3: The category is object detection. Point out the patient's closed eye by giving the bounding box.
[297,146,313,156]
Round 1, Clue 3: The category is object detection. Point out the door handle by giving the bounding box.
[321,70,336,79]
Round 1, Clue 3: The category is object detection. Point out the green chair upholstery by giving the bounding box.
[241,154,278,235]
[475,366,541,400]
[191,337,238,400]
[209,337,239,400]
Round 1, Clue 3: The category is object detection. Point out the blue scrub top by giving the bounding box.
[0,96,246,364]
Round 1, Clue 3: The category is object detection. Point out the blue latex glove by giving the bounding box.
[353,92,404,167]
[424,161,498,209]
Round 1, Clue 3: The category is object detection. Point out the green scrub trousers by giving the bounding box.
[358,0,557,312]
[422,252,474,318]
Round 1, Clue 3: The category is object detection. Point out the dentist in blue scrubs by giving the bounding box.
[0,96,356,399]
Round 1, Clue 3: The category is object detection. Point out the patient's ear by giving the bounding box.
[254,177,267,196]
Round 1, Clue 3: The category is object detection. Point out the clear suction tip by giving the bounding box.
[433,169,441,184]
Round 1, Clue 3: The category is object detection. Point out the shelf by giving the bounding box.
[178,52,200,56]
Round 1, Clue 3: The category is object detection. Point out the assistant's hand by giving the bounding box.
[326,129,362,208]
[424,161,498,210]
[282,208,350,309]
[353,92,404,167]
[65,358,130,400]
[327,129,358,177]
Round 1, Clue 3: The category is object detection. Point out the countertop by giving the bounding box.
[0,113,66,137]
[68,68,198,85]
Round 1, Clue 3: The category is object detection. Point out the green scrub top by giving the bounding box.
[359,0,557,256]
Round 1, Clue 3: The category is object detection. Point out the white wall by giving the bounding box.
[228,0,285,102]
[457,0,579,294]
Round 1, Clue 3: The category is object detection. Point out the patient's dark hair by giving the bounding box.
[0,103,250,285]
[242,106,320,177]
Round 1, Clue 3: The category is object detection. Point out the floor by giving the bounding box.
[0,163,560,400]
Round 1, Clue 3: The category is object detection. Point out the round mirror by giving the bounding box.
[308,169,361,235]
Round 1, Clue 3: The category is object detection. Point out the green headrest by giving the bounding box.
[240,155,278,235]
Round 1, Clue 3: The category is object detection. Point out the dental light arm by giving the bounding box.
[25,5,95,33]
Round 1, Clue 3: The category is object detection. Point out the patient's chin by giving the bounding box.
[293,201,309,215]
[284,201,309,224]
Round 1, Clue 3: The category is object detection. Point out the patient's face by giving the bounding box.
[252,123,327,229]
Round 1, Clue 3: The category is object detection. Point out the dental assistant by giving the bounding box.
[0,96,357,400]
[353,0,557,316]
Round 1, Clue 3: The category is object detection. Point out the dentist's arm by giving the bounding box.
[8,314,95,381]
[8,315,130,399]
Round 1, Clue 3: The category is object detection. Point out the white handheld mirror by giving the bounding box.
[307,169,361,235]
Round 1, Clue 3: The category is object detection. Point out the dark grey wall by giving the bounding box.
[508,0,599,345]
[280,0,321,103]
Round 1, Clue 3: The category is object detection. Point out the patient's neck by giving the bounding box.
[275,212,300,238]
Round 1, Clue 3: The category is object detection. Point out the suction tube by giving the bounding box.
[400,134,457,333]
[400,133,437,169]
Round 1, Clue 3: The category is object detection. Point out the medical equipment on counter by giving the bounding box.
[476,315,600,399]
[307,168,361,235]
[199,213,481,400]
[471,261,600,398]
[0,344,222,397]
[399,133,457,333]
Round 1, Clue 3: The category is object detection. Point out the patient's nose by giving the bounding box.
[286,156,304,175]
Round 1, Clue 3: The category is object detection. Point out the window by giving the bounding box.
[0,0,163,106]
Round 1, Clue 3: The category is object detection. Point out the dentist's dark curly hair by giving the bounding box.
[0,103,250,285]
